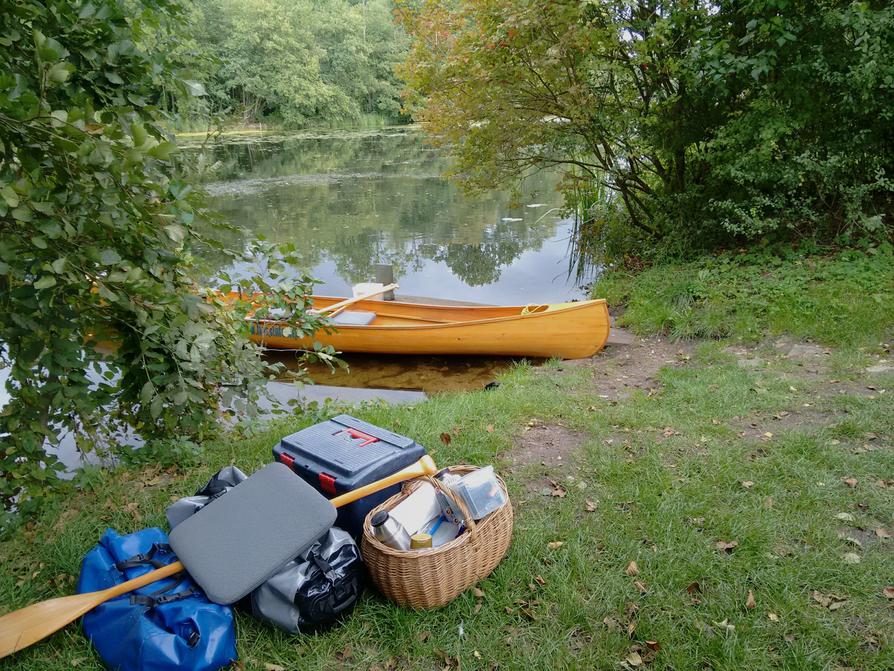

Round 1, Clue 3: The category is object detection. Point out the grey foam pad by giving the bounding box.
[331,310,377,326]
[169,463,336,604]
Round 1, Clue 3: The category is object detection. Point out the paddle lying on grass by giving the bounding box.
[310,283,399,317]
[0,455,437,659]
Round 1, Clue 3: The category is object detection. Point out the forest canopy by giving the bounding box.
[175,0,410,128]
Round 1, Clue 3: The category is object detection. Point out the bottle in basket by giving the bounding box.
[410,533,433,549]
[370,511,411,550]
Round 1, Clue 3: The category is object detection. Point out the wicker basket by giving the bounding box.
[361,465,513,609]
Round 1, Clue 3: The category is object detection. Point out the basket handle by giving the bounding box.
[424,467,480,543]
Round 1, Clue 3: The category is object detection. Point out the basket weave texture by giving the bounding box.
[361,465,513,609]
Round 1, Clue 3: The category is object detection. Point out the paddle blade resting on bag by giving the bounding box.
[77,528,236,671]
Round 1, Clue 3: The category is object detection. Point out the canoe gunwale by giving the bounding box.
[248,298,609,333]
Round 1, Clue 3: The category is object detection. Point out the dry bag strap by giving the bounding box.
[115,543,173,571]
[130,572,196,607]
[311,553,338,583]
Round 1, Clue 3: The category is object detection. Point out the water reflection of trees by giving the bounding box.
[188,131,563,286]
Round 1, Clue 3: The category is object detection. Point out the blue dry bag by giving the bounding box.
[77,527,237,671]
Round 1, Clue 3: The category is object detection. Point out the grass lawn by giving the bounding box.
[1,250,892,670]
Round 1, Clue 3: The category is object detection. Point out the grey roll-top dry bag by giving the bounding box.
[166,466,248,529]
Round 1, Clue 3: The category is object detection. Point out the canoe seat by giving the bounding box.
[331,310,377,326]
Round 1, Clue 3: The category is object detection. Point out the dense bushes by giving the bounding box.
[400,0,894,259]
[0,0,332,519]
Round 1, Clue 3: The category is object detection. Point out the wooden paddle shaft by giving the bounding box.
[330,455,437,507]
[103,559,184,599]
[310,283,399,317]
[0,454,437,659]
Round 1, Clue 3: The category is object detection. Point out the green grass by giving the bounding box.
[2,345,892,670]
[595,246,894,347]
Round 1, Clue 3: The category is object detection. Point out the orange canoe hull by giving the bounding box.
[244,296,610,359]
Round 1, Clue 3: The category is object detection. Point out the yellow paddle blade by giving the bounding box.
[0,591,104,658]
[0,560,184,659]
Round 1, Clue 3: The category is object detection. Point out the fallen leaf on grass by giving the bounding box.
[603,615,621,632]
[534,575,546,586]
[841,477,858,488]
[745,590,756,609]
[741,480,755,489]
[715,540,739,552]
[662,427,679,438]
[713,619,735,633]
[548,479,567,498]
[418,631,431,643]
[842,552,861,564]
[472,586,485,599]
[762,432,773,440]
[685,581,702,595]
[835,512,855,522]
[625,561,640,577]
[486,424,494,433]
[883,587,894,599]
[264,664,285,671]
[585,499,598,512]
[768,612,779,622]
[547,541,564,550]
[811,591,847,610]
[634,580,648,594]
[625,650,643,667]
[440,432,452,445]
[434,649,459,668]
[875,528,891,539]
[473,650,482,660]
[644,640,660,651]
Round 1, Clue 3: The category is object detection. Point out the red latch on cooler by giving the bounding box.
[319,473,337,495]
[339,428,379,448]
[279,452,295,468]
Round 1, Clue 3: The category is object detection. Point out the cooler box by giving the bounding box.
[272,414,427,537]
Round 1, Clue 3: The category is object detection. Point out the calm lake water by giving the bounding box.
[187,127,594,391]
[187,127,588,304]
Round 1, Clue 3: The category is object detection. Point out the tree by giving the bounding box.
[398,0,894,257]
[0,0,329,520]
[182,0,410,128]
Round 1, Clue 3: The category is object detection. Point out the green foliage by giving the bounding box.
[177,0,409,129]
[399,0,894,257]
[0,1,331,519]
[595,245,894,346]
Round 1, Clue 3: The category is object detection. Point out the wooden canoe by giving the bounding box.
[241,295,610,359]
